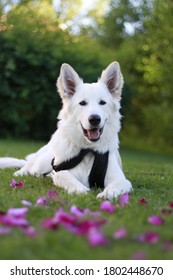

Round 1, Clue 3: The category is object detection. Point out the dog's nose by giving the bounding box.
[88,114,101,126]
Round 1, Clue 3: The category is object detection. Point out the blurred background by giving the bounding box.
[0,0,172,154]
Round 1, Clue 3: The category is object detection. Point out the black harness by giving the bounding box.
[51,149,109,189]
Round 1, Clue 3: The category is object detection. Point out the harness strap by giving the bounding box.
[89,151,109,189]
[52,149,109,189]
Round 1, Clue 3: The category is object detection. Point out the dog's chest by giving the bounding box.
[65,151,109,189]
[71,153,94,187]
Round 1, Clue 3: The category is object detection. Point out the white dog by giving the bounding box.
[0,62,132,200]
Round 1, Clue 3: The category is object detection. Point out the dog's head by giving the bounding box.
[57,62,123,145]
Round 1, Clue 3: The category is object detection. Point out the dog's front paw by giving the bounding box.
[97,179,133,200]
[14,168,28,177]
[52,172,90,195]
[67,185,90,195]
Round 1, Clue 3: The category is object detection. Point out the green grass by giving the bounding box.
[0,139,173,260]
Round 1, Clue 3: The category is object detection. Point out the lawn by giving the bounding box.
[0,139,173,260]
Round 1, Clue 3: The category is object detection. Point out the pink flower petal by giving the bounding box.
[74,220,93,235]
[113,228,127,239]
[54,208,77,232]
[120,193,130,206]
[10,179,17,187]
[87,227,108,247]
[23,226,37,237]
[41,209,76,232]
[132,251,147,260]
[21,200,32,207]
[10,179,24,188]
[169,202,173,208]
[70,206,100,218]
[16,181,24,187]
[139,231,160,244]
[100,201,116,213]
[160,208,172,215]
[35,196,47,206]
[139,198,148,205]
[7,207,28,218]
[70,206,85,217]
[42,207,107,237]
[90,211,101,217]
[75,219,107,235]
[47,189,59,198]
[148,215,164,226]
[0,210,6,216]
[163,240,173,251]
[46,189,59,203]
[0,226,11,235]
[41,218,59,230]
[1,215,29,227]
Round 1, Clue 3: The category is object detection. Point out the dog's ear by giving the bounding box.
[99,62,124,98]
[57,64,82,98]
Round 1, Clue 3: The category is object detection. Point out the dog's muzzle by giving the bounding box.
[80,115,104,142]
[81,125,104,142]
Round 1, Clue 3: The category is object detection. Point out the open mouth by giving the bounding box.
[81,124,104,142]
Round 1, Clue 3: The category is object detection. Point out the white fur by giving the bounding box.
[0,158,26,168]
[0,62,132,200]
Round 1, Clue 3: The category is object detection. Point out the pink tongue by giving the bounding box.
[87,129,100,140]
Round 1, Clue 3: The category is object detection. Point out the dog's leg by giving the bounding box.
[14,144,53,177]
[52,170,90,194]
[97,151,133,200]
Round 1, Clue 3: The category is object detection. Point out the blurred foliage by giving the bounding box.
[0,0,172,150]
[99,0,173,149]
[0,0,114,140]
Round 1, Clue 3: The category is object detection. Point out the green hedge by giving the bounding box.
[0,6,114,140]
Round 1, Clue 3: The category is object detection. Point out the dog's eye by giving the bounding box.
[99,100,106,105]
[79,100,87,106]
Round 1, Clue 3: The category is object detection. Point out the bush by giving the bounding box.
[0,4,114,140]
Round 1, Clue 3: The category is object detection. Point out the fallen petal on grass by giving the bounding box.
[35,196,47,206]
[148,215,164,226]
[21,200,32,207]
[10,179,24,188]
[1,215,29,227]
[120,193,130,206]
[0,226,12,235]
[41,218,59,230]
[132,251,147,260]
[55,208,76,225]
[168,202,173,208]
[0,210,5,216]
[75,219,107,235]
[100,201,116,213]
[46,189,59,198]
[70,205,99,217]
[163,240,173,251]
[41,206,107,245]
[70,205,86,217]
[113,228,127,239]
[160,208,172,215]
[0,207,30,231]
[7,207,28,218]
[35,190,64,206]
[23,226,37,237]
[139,231,160,244]
[87,227,108,247]
[10,179,17,187]
[139,198,148,205]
